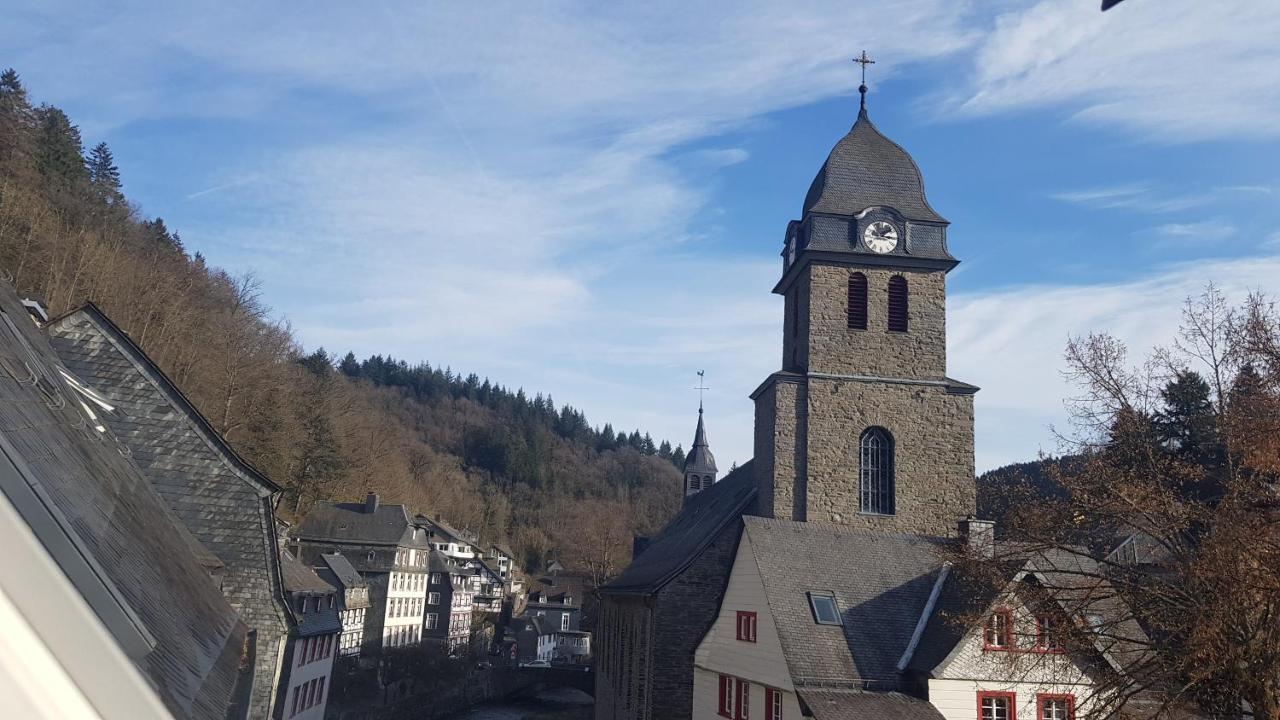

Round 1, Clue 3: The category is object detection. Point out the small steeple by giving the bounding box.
[683,406,718,501]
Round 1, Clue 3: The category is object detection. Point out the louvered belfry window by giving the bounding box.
[859,427,895,514]
[847,272,868,330]
[887,275,909,332]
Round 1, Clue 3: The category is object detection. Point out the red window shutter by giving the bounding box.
[718,676,733,717]
[847,272,868,330]
[317,676,326,705]
[765,689,779,720]
[737,679,751,720]
[736,611,757,642]
[291,686,300,716]
[887,275,908,332]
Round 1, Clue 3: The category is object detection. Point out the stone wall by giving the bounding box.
[650,521,743,720]
[804,262,948,380]
[753,374,806,522]
[804,376,975,535]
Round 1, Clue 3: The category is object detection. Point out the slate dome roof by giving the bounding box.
[683,409,717,475]
[803,108,946,224]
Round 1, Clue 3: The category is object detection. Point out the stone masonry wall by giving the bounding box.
[650,520,743,720]
[804,376,974,535]
[753,375,808,522]
[805,263,948,380]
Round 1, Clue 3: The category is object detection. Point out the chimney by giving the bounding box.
[632,535,651,560]
[961,516,996,559]
[364,492,379,514]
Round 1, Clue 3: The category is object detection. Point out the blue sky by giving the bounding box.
[6,0,1279,471]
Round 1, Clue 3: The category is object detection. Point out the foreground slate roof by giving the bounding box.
[743,517,951,686]
[47,304,291,716]
[0,283,249,718]
[603,460,756,594]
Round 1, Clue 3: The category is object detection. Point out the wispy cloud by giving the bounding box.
[950,0,1280,142]
[1050,183,1270,214]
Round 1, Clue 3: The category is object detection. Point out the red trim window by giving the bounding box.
[736,611,758,643]
[316,677,326,706]
[984,609,1013,650]
[718,675,734,718]
[979,691,1017,720]
[1038,694,1074,720]
[1036,615,1063,653]
[736,679,751,720]
[765,688,783,720]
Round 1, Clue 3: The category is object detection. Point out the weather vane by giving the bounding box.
[853,50,875,110]
[693,370,709,412]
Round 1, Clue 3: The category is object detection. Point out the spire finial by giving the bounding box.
[853,50,876,112]
[693,370,708,413]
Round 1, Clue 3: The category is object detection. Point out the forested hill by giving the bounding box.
[0,67,681,574]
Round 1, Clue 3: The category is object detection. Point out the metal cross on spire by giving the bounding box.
[693,370,709,412]
[853,50,875,110]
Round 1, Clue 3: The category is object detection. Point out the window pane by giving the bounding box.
[808,594,840,625]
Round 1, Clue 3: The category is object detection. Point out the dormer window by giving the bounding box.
[985,609,1012,650]
[807,592,841,625]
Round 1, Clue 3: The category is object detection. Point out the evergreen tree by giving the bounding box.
[641,433,656,455]
[143,218,183,253]
[597,424,616,452]
[298,348,332,376]
[658,439,672,460]
[87,141,124,207]
[671,445,685,467]
[35,105,88,189]
[1156,370,1222,465]
[338,351,361,377]
[0,68,35,167]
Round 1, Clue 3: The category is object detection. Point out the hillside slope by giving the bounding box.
[0,68,680,575]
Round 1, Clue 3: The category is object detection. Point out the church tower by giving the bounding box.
[752,79,977,536]
[682,408,718,501]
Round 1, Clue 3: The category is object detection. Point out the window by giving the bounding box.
[736,679,751,720]
[979,691,1016,720]
[426,613,438,629]
[887,275,908,332]
[316,677,326,706]
[561,613,571,631]
[847,272,868,330]
[766,688,783,720]
[1084,612,1104,632]
[807,592,841,625]
[985,610,1012,650]
[1038,695,1074,720]
[1036,614,1062,652]
[859,427,895,515]
[291,685,301,716]
[736,611,758,642]
[430,572,443,584]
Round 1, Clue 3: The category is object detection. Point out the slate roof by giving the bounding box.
[603,460,756,594]
[803,108,946,224]
[743,516,952,686]
[317,551,366,589]
[0,283,249,719]
[296,500,429,548]
[280,550,343,637]
[281,548,336,594]
[45,303,290,716]
[682,409,717,475]
[799,690,945,720]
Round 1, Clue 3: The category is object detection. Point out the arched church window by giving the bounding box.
[847,272,867,330]
[887,275,909,332]
[859,427,895,515]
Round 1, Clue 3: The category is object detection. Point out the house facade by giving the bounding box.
[293,493,431,656]
[424,550,475,653]
[276,549,342,720]
[315,551,370,657]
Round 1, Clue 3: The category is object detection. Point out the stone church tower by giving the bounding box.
[752,98,977,535]
[682,407,718,500]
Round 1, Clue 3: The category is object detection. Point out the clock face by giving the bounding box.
[863,221,899,253]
